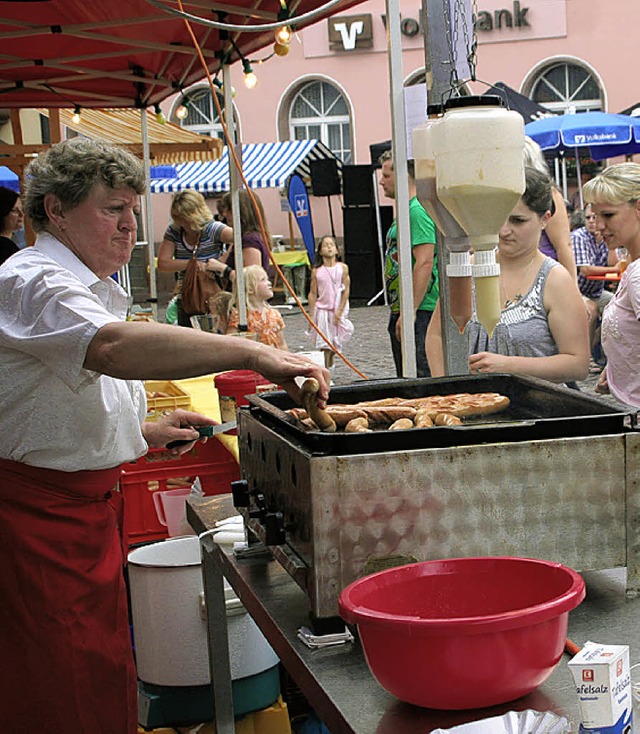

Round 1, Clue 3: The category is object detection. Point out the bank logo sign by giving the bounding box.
[328,2,533,52]
[328,14,373,50]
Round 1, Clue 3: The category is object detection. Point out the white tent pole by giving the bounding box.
[575,150,583,209]
[385,0,416,378]
[223,63,247,327]
[369,167,389,306]
[140,108,158,319]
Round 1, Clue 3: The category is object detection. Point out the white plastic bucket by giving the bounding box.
[128,536,278,687]
[152,487,195,537]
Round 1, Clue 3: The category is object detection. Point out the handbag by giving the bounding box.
[180,243,221,316]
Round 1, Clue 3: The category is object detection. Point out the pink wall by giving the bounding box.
[154,0,640,245]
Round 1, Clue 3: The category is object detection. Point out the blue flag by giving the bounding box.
[287,174,315,262]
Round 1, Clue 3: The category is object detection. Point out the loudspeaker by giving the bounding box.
[343,251,381,300]
[342,205,394,254]
[342,164,374,206]
[309,159,341,197]
[342,205,393,299]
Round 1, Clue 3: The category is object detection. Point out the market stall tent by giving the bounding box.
[0,0,366,110]
[149,139,340,192]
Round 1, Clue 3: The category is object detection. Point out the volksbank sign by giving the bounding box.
[328,1,540,52]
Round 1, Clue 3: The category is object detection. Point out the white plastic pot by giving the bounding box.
[128,536,278,687]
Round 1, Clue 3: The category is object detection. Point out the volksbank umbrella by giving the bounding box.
[525,111,640,161]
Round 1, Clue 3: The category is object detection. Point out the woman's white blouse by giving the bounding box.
[0,232,148,471]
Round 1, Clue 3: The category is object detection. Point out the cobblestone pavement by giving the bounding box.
[279,301,629,411]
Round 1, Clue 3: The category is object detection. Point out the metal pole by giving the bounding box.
[140,109,158,319]
[575,150,583,209]
[385,0,416,378]
[370,167,389,306]
[422,0,468,376]
[222,63,247,327]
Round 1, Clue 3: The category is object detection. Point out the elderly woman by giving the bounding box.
[0,185,24,265]
[0,138,329,734]
[158,189,233,326]
[584,163,640,407]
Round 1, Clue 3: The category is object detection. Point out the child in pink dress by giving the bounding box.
[228,265,287,349]
[307,235,354,367]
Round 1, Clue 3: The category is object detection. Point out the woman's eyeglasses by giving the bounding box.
[10,208,23,216]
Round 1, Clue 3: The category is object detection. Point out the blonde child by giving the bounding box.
[228,265,288,349]
[307,235,354,368]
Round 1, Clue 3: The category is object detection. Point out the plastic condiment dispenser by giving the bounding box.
[413,105,472,333]
[432,96,525,336]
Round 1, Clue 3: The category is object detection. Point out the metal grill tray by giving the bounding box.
[245,373,633,455]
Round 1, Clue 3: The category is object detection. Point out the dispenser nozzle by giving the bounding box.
[472,249,501,338]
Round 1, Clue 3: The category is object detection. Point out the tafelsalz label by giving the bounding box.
[568,642,632,733]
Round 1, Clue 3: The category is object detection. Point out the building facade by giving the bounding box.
[157,0,640,245]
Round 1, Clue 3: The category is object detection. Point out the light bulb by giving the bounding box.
[273,42,290,57]
[244,72,258,89]
[176,103,188,120]
[154,104,166,125]
[275,25,292,45]
[72,106,81,124]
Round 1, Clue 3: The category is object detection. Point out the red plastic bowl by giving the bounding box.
[338,556,585,710]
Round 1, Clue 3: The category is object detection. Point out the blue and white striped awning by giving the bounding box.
[149,139,340,193]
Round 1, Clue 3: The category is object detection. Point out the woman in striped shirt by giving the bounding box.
[158,189,233,326]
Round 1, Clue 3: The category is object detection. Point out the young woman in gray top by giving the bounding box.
[427,167,589,383]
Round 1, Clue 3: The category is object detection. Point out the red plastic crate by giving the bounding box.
[119,438,240,547]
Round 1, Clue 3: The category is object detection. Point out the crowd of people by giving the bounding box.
[1,132,639,731]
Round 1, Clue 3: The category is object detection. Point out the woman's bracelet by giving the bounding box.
[223,265,233,279]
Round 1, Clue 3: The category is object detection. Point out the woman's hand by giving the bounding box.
[196,260,208,273]
[595,368,610,395]
[249,345,331,406]
[142,409,218,455]
[206,258,226,275]
[469,351,509,374]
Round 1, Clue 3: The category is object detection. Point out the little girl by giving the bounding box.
[227,265,288,349]
[307,235,354,368]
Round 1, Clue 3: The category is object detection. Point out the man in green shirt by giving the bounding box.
[379,150,438,377]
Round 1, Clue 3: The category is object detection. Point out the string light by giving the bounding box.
[273,42,290,57]
[242,59,257,89]
[274,25,292,45]
[154,103,166,125]
[71,105,81,124]
[176,100,189,119]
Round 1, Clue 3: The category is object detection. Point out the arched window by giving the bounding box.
[172,86,233,139]
[289,81,352,163]
[529,62,603,114]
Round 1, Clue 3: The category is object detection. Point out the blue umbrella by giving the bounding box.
[525,111,640,161]
[0,165,19,193]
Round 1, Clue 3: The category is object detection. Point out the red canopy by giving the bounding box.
[0,0,362,109]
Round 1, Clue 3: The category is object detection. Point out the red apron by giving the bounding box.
[0,458,137,734]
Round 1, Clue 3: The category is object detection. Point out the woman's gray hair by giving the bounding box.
[25,137,146,232]
[583,162,640,206]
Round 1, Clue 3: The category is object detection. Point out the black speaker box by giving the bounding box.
[342,205,394,254]
[342,164,374,206]
[344,251,381,300]
[342,204,393,299]
[309,159,341,197]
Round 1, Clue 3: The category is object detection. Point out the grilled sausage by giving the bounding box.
[301,378,336,432]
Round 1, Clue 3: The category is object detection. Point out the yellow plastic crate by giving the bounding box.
[144,380,192,421]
